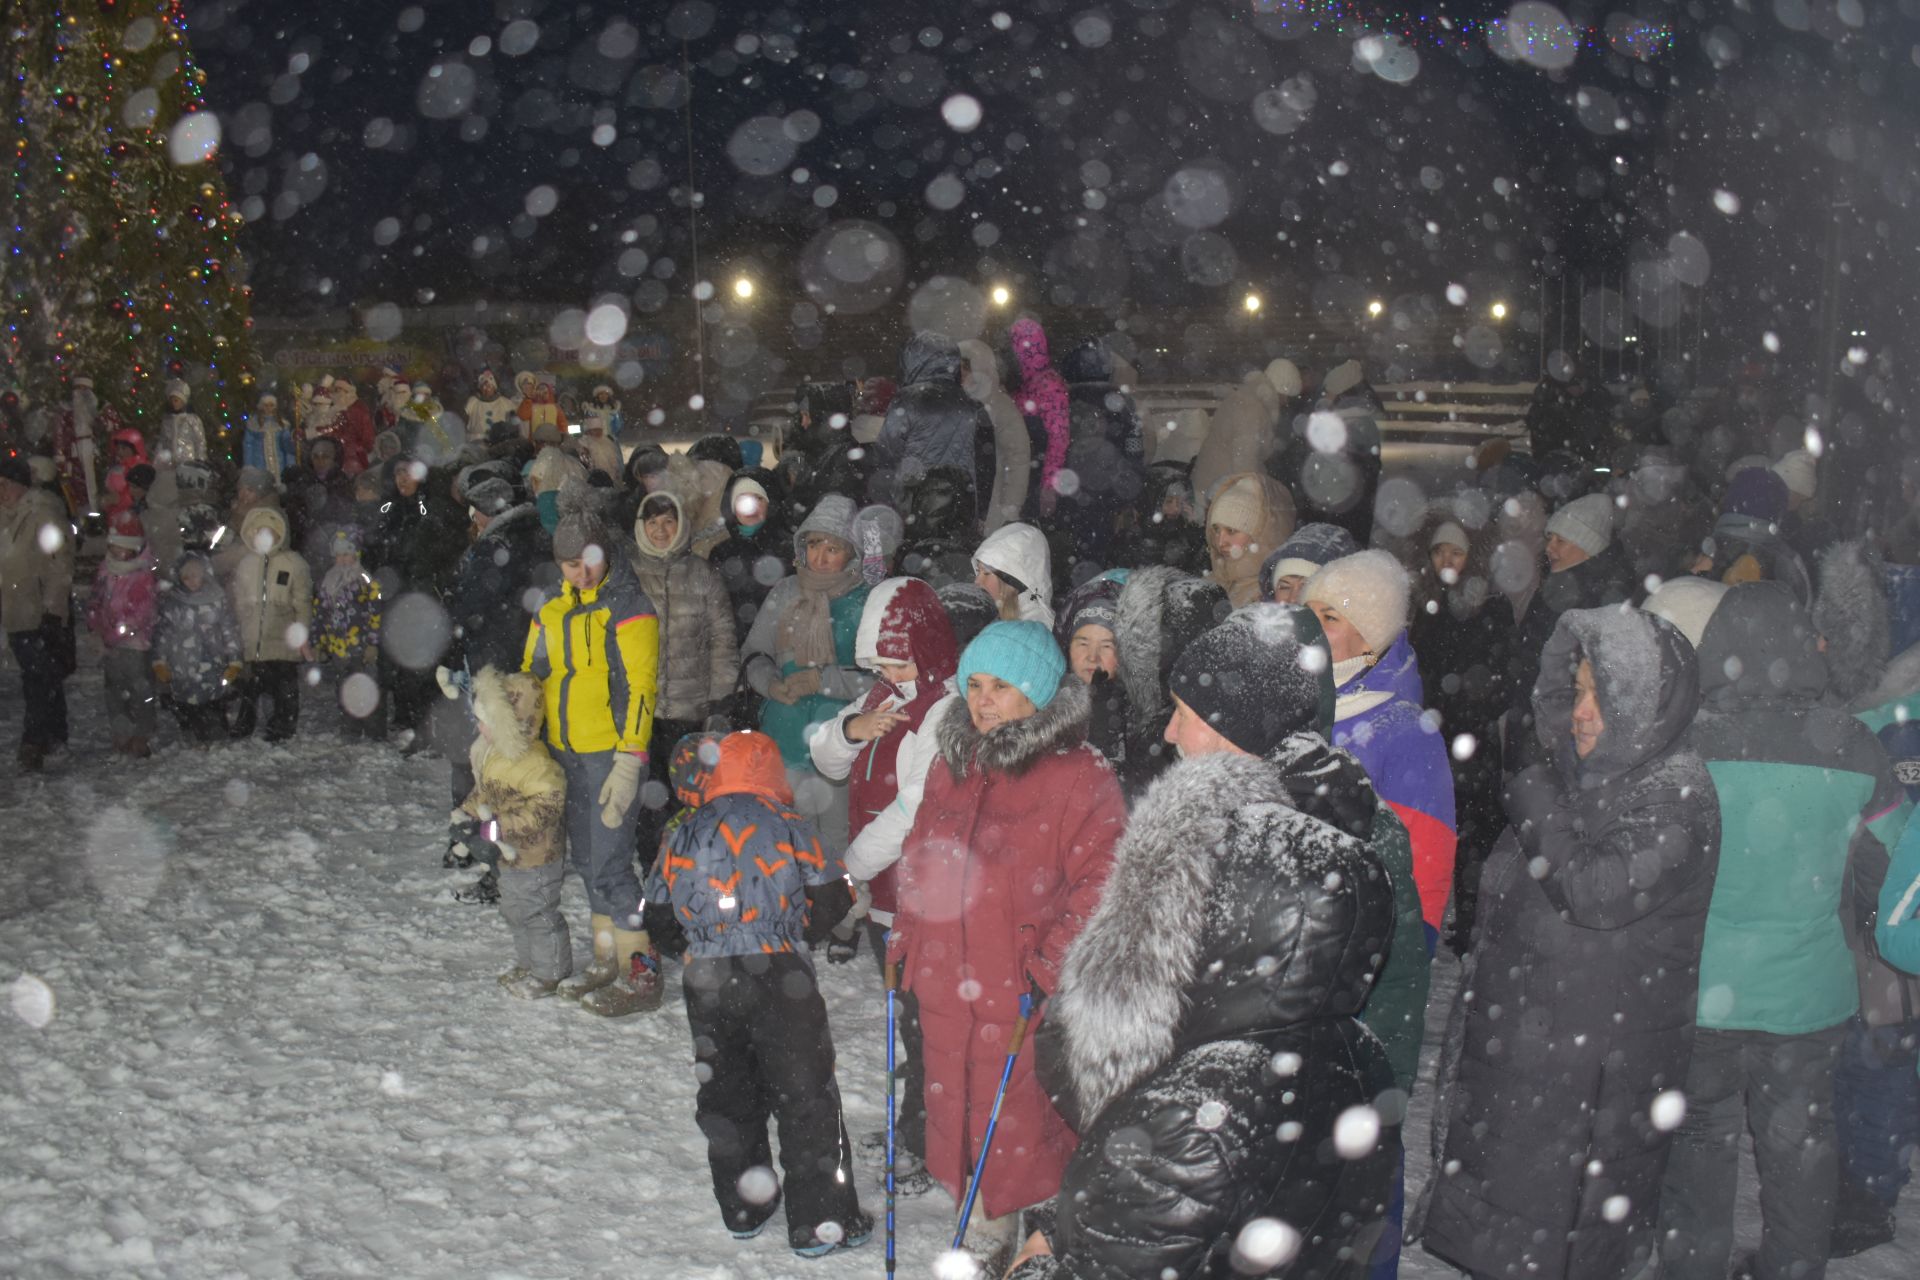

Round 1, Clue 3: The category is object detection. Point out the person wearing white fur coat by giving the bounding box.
[1190,358,1301,504]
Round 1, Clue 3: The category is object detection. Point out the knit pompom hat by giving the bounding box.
[958,620,1068,710]
[1302,550,1411,654]
[552,510,609,564]
[1546,493,1616,557]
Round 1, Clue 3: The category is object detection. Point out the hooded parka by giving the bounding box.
[890,674,1126,1219]
[1415,607,1721,1280]
[228,507,313,663]
[1013,750,1399,1280]
[877,332,991,500]
[631,488,740,723]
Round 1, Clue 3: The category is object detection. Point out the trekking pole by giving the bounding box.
[951,993,1035,1251]
[884,953,899,1280]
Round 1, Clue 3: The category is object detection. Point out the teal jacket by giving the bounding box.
[1689,584,1909,1034]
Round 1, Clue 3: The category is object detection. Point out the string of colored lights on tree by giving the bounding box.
[1248,1,1672,57]
[1,0,255,442]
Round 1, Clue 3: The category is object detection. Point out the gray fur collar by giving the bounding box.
[1115,565,1177,724]
[936,673,1089,779]
[1049,751,1291,1126]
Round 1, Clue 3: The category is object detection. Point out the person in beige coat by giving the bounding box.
[959,338,1030,533]
[227,505,313,741]
[461,667,571,997]
[1189,358,1301,503]
[1205,471,1297,608]
[630,486,741,861]
[1,457,76,769]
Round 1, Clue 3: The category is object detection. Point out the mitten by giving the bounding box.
[222,663,244,684]
[598,752,645,828]
[434,665,466,700]
[151,661,172,683]
[783,667,822,700]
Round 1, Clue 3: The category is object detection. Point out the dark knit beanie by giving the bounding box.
[465,475,517,517]
[1169,604,1336,755]
[1056,574,1124,646]
[552,510,608,563]
[1723,466,1789,524]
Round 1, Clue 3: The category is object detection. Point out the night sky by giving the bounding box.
[182,0,1920,389]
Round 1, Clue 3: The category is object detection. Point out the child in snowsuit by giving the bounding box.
[228,505,313,742]
[647,729,869,1258]
[313,528,384,738]
[152,551,242,745]
[87,518,159,756]
[458,667,570,997]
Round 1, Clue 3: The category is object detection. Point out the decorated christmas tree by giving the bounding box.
[2,0,257,449]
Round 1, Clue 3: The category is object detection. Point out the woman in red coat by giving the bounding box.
[890,619,1125,1269]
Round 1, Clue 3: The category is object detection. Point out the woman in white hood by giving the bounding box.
[971,521,1054,629]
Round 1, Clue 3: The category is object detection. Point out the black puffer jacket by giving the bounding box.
[876,332,988,500]
[1054,340,1145,581]
[1414,606,1720,1280]
[1118,460,1211,576]
[897,464,978,589]
[1015,750,1398,1280]
[1508,548,1635,766]
[444,502,557,675]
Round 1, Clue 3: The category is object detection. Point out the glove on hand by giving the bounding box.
[222,663,245,684]
[434,665,466,700]
[782,667,822,700]
[151,661,172,683]
[598,752,645,829]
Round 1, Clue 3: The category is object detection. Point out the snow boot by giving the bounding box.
[557,913,619,1000]
[1830,1176,1896,1258]
[452,870,499,906]
[124,736,151,759]
[791,1209,873,1258]
[959,1210,1021,1277]
[500,970,563,1000]
[728,1195,781,1240]
[578,930,662,1017]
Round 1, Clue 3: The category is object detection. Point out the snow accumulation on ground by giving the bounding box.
[4,654,1920,1280]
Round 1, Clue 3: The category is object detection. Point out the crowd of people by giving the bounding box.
[6,321,1920,1278]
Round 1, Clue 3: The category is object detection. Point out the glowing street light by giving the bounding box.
[990,284,1012,307]
[733,276,755,300]
[1243,291,1262,314]
[1367,299,1385,318]
[1489,301,1508,320]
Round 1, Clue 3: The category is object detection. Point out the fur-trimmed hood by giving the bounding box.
[1114,564,1230,734]
[936,670,1089,780]
[470,666,545,761]
[1044,750,1392,1129]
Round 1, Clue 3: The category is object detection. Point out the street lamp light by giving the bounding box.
[733,276,755,300]
[1243,291,1262,314]
[1367,299,1384,318]
[990,284,1012,307]
[1490,301,1508,320]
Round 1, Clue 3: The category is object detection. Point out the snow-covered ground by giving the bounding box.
[4,650,1919,1279]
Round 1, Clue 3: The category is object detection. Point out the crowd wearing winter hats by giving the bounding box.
[21,334,1920,1279]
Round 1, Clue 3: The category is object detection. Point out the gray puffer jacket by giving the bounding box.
[631,489,740,723]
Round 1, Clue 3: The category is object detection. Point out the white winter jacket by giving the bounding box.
[808,683,959,907]
[228,506,313,663]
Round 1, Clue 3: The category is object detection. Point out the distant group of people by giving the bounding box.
[7,324,1920,1278]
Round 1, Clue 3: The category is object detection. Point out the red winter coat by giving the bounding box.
[890,674,1124,1219]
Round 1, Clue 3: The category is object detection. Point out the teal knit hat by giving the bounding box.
[957,620,1067,709]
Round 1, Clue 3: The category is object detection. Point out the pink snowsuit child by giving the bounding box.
[88,518,159,755]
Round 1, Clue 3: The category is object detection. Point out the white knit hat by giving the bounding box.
[1303,550,1411,653]
[1206,474,1267,536]
[1321,359,1364,399]
[1264,358,1302,398]
[1644,577,1730,648]
[1546,493,1615,557]
[1773,449,1817,500]
[1429,521,1470,552]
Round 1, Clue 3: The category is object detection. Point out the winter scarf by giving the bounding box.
[781,559,861,669]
